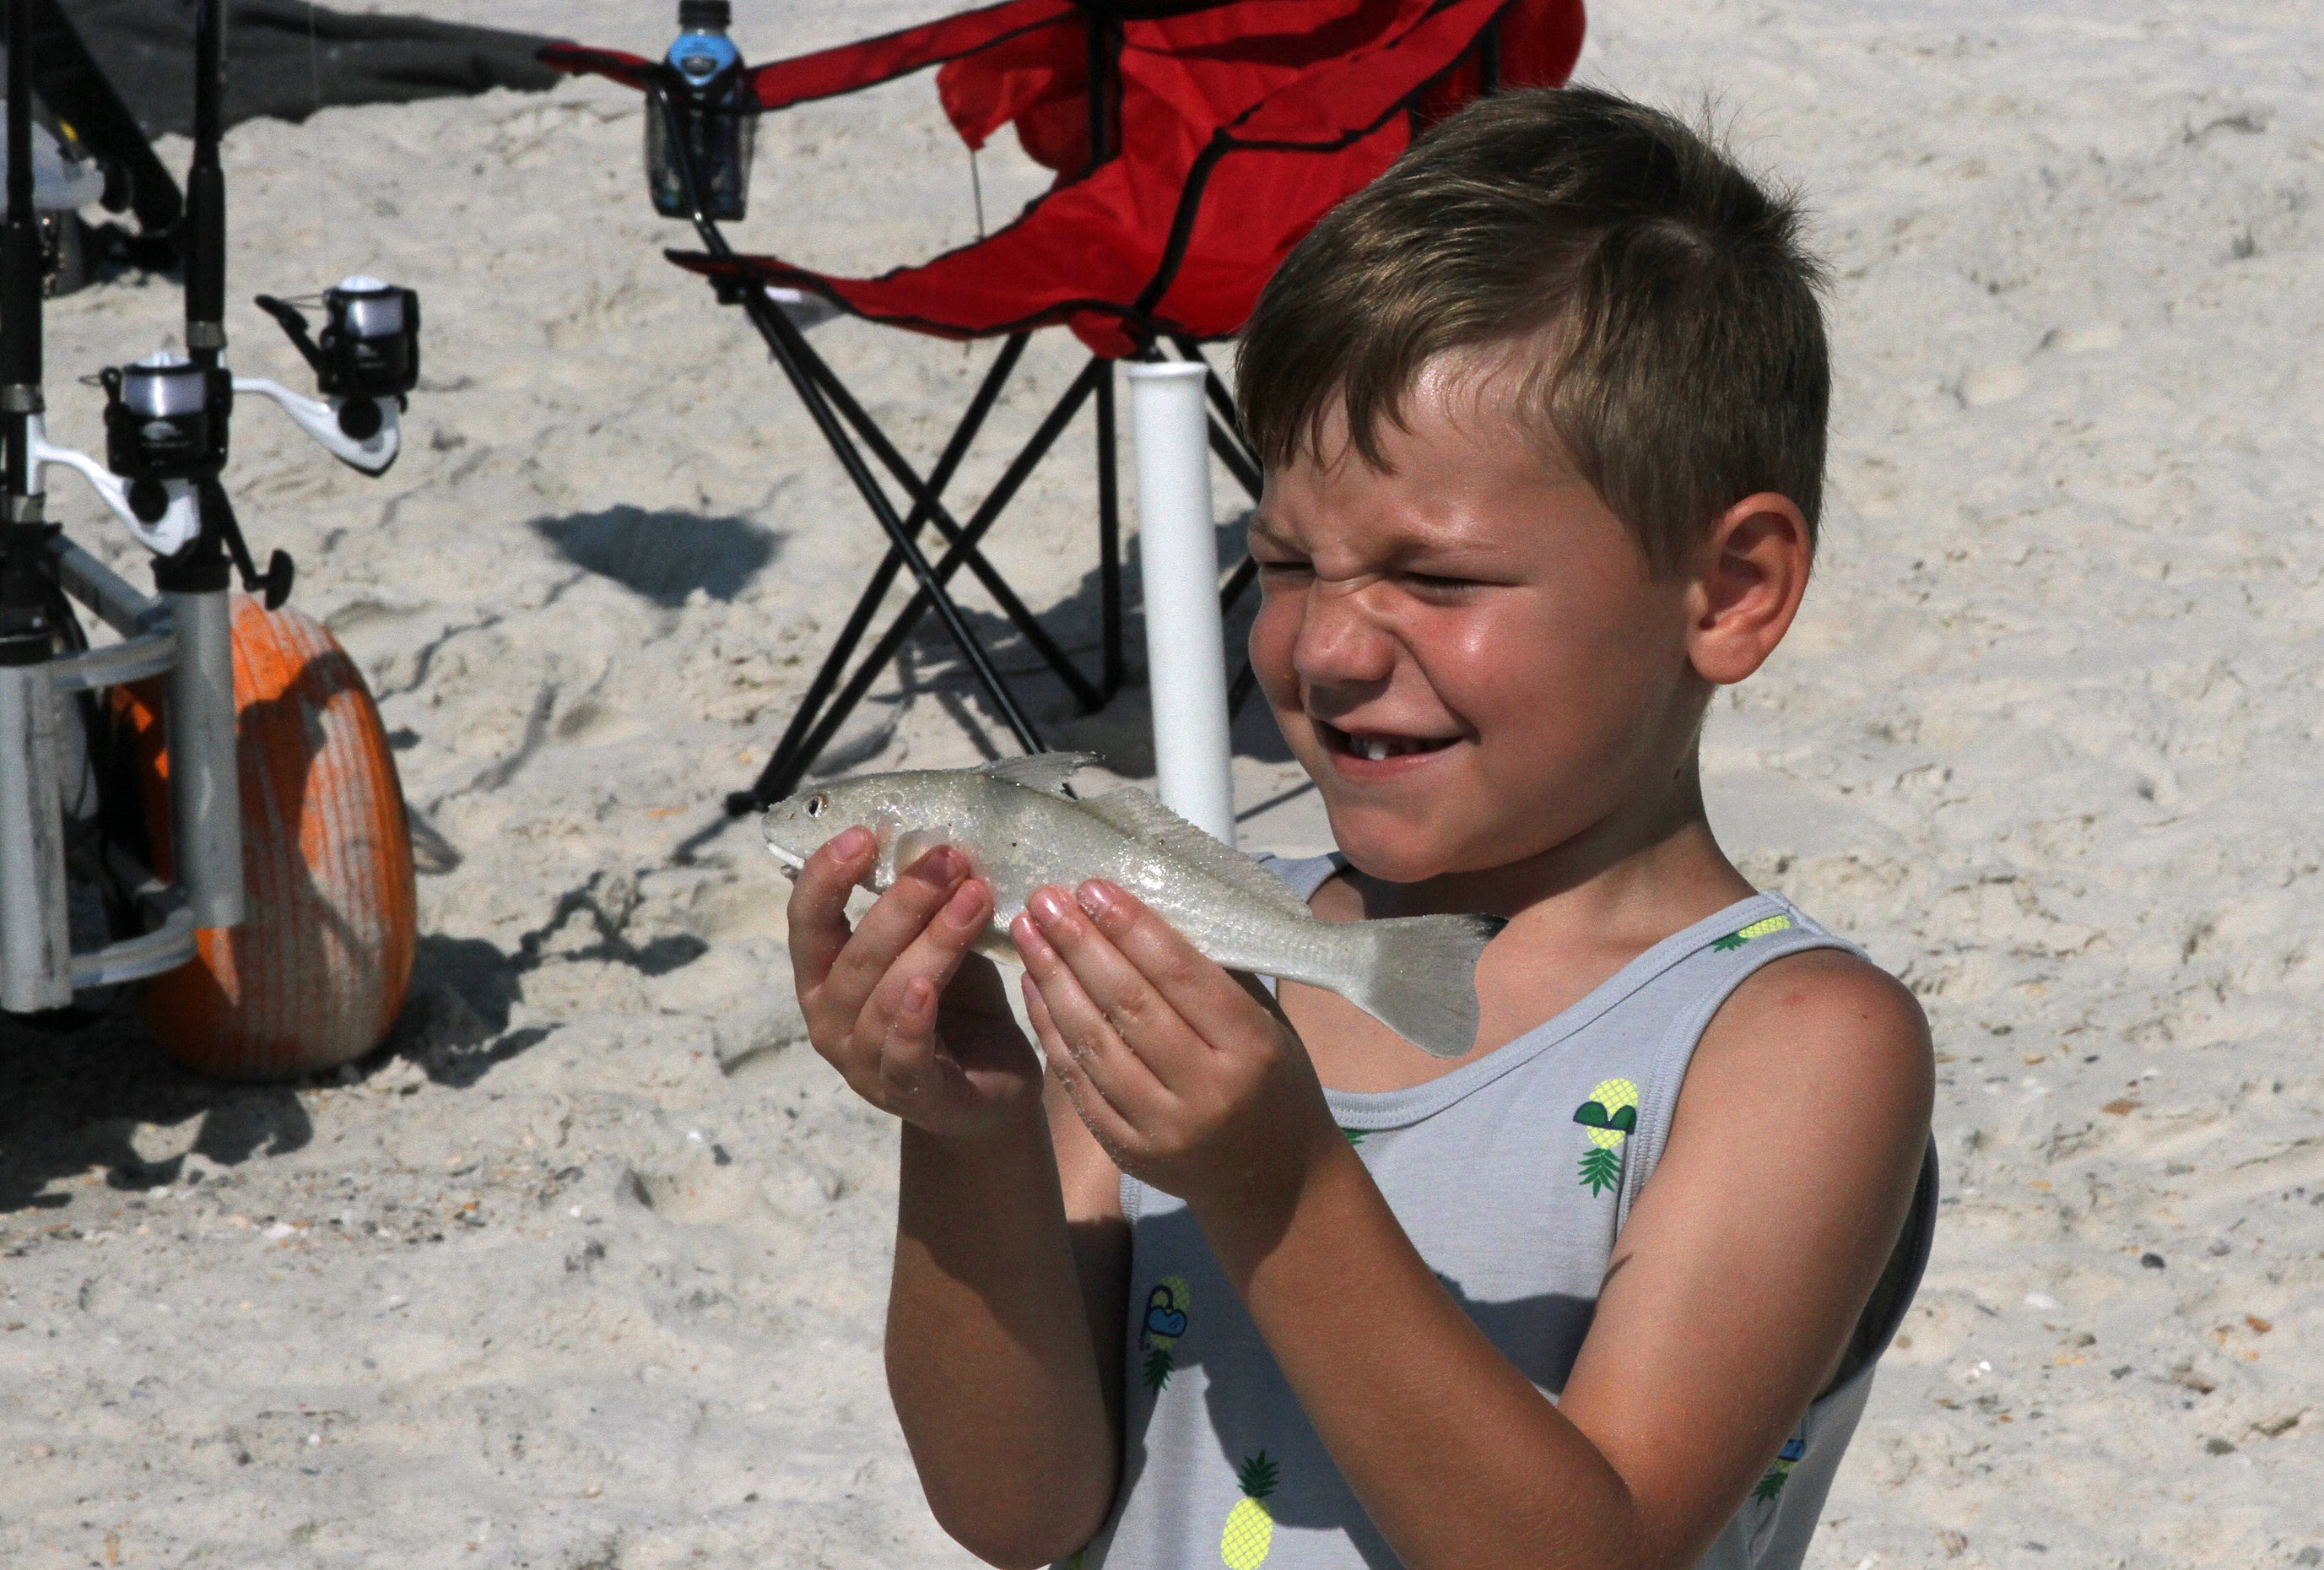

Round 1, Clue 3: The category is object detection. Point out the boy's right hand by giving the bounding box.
[788,827,1044,1143]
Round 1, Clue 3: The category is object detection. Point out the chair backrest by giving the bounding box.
[555,0,1584,354]
[942,0,1418,176]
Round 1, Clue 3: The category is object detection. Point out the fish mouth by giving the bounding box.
[1316,720,1460,766]
[761,819,808,878]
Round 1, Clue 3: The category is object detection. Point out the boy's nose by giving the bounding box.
[1291,581,1397,690]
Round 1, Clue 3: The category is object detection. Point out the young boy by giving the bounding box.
[784,87,1936,1570]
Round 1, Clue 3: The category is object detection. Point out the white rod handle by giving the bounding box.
[231,377,402,474]
[1126,361,1235,846]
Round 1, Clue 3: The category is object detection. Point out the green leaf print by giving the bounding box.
[1578,1146,1624,1195]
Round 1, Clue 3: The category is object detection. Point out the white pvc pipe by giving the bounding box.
[1125,360,1235,846]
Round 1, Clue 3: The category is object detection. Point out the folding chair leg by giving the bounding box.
[1095,365,1125,699]
[757,334,1030,801]
[1208,413,1262,505]
[747,291,1045,758]
[1219,554,1258,614]
[734,360,1106,810]
[653,94,1043,802]
[803,338,1105,713]
[1228,658,1260,719]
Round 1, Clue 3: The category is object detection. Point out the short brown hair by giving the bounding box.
[1235,87,1829,572]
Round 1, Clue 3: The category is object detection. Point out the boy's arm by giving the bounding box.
[1015,883,1931,1570]
[788,833,1126,1569]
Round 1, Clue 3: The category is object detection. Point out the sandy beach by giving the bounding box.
[2,0,2319,1565]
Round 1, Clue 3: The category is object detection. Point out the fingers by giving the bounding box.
[1073,879,1262,1032]
[799,845,960,1049]
[1023,970,1143,1159]
[826,845,977,1012]
[1013,887,1197,1099]
[874,973,952,1108]
[793,842,982,1091]
[785,824,876,988]
[862,876,994,1054]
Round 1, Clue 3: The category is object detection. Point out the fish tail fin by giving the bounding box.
[1339,913,1508,1058]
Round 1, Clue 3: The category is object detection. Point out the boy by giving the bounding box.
[784,87,1936,1570]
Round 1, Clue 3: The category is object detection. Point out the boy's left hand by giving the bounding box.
[1012,880,1341,1215]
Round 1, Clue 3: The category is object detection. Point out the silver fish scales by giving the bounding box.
[762,753,1502,1058]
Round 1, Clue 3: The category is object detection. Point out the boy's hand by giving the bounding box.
[789,828,1043,1143]
[1012,879,1341,1214]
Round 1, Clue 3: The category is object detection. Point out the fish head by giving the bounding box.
[760,774,950,886]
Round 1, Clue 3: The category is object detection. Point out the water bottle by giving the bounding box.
[644,0,756,221]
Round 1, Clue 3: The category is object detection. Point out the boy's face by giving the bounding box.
[1248,359,1705,885]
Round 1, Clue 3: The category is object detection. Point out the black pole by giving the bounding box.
[150,0,233,598]
[1,0,56,665]
[183,0,226,368]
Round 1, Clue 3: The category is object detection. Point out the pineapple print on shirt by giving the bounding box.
[1711,912,1793,951]
[1220,1451,1279,1568]
[1752,1435,1807,1501]
[1573,1077,1639,1195]
[1139,1276,1192,1393]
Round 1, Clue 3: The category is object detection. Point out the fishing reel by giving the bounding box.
[245,275,419,472]
[78,349,287,601]
[74,350,222,552]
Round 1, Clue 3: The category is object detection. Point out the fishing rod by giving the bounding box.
[0,0,423,1015]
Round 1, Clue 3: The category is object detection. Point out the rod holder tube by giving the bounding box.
[0,659,73,1010]
[1126,362,1235,846]
[160,587,243,928]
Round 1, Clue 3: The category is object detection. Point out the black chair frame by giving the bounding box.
[646,51,1265,816]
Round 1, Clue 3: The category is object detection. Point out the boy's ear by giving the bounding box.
[1684,492,1812,686]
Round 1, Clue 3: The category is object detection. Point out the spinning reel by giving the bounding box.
[99,352,225,523]
[76,274,420,605]
[253,275,420,445]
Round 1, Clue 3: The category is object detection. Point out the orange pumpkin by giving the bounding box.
[115,595,417,1080]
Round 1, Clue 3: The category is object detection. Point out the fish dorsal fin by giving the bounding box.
[976,751,1101,796]
[1076,788,1311,919]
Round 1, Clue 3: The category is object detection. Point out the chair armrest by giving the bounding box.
[538,2,1074,110]
[746,0,1078,111]
[537,42,658,92]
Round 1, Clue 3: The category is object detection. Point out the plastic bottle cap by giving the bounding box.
[678,0,731,30]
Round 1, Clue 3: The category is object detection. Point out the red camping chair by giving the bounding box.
[543,0,1584,813]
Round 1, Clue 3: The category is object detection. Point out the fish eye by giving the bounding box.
[804,793,828,819]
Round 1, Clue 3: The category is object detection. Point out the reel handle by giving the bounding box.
[253,293,327,376]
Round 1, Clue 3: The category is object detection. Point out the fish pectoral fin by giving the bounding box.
[1076,788,1312,918]
[975,751,1102,796]
[892,825,971,879]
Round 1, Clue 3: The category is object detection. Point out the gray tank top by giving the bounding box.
[1070,854,1937,1570]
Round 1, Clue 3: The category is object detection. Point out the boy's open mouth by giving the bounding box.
[1317,721,1457,763]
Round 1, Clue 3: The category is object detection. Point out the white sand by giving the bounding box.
[3,1,2320,1565]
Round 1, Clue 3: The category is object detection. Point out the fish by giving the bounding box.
[761,752,1505,1058]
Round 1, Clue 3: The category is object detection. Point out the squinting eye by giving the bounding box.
[805,793,828,818]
